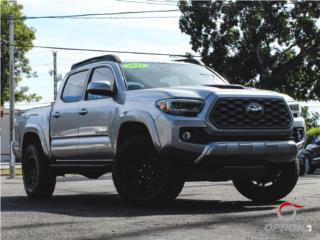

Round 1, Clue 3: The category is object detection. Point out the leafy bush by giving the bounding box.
[301,106,320,130]
[306,128,320,144]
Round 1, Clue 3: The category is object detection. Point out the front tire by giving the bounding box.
[22,144,56,198]
[112,135,184,205]
[233,159,299,202]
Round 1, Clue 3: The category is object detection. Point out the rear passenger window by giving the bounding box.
[62,71,88,102]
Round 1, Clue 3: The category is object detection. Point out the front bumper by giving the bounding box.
[292,116,306,151]
[194,140,298,164]
[155,113,304,165]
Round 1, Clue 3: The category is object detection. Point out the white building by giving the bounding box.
[1,108,11,163]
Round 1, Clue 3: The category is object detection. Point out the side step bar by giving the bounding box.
[50,159,113,167]
[50,159,114,177]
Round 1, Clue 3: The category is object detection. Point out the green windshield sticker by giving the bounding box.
[122,63,149,69]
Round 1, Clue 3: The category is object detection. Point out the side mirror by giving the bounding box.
[87,81,113,96]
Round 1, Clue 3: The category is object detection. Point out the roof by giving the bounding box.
[70,54,203,70]
[71,54,121,70]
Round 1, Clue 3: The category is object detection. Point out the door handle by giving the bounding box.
[79,108,88,115]
[53,112,60,118]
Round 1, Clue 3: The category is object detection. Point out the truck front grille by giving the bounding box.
[210,97,292,129]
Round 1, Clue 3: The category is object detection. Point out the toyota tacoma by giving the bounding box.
[14,55,306,204]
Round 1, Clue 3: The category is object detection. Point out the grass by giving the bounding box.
[0,168,22,176]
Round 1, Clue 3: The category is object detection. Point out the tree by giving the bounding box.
[1,0,41,106]
[301,106,320,130]
[179,1,320,101]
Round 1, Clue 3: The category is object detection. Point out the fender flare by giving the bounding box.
[113,110,161,153]
[21,125,51,159]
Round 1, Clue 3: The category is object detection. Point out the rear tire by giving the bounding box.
[22,144,56,198]
[112,135,184,205]
[233,159,299,202]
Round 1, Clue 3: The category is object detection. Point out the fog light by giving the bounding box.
[181,131,192,141]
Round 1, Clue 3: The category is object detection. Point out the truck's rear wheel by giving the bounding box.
[22,144,56,198]
[233,159,299,202]
[113,135,184,205]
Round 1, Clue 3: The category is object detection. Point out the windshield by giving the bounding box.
[121,62,227,91]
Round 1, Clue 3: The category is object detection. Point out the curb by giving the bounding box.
[0,167,22,177]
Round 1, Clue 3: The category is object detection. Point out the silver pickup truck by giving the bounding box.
[14,55,306,204]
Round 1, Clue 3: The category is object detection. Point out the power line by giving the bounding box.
[2,42,199,57]
[31,63,71,66]
[13,102,53,106]
[65,16,179,19]
[1,9,179,20]
[116,0,177,6]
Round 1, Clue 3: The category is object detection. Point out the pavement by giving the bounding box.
[1,173,320,240]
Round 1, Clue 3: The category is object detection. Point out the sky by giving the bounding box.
[9,0,320,113]
[16,0,191,107]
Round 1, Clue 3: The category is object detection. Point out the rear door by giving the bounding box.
[50,70,89,159]
[77,66,117,160]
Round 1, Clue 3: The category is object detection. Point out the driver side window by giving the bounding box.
[86,67,114,100]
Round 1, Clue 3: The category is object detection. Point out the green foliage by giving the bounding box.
[1,0,41,105]
[301,106,320,130]
[306,128,320,144]
[179,1,320,100]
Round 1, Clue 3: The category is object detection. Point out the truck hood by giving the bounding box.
[126,85,288,101]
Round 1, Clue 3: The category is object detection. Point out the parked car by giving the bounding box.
[305,135,320,174]
[14,55,306,204]
[298,149,310,176]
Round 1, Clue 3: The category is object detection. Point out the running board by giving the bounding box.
[50,159,113,177]
[50,159,113,168]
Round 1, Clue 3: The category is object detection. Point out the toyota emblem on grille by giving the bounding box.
[246,102,264,117]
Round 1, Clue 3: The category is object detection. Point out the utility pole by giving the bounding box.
[9,2,15,179]
[53,51,57,99]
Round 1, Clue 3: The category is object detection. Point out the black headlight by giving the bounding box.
[156,98,204,117]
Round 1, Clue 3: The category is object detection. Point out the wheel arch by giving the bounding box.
[22,128,50,159]
[114,112,161,153]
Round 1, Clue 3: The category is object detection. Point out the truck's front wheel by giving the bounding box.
[22,144,56,198]
[233,159,299,202]
[113,135,184,205]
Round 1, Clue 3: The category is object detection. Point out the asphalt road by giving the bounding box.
[1,173,320,240]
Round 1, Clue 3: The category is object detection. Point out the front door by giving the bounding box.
[77,66,117,160]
